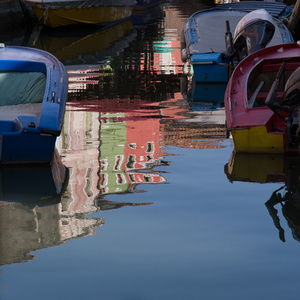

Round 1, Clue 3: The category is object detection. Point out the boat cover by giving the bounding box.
[0,72,46,106]
[214,1,292,19]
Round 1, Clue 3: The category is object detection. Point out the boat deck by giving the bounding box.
[0,103,42,121]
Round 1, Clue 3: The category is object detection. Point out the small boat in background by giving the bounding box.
[24,0,137,28]
[181,1,294,83]
[0,44,68,163]
[225,42,300,154]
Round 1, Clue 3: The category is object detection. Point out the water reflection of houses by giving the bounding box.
[0,157,104,266]
[0,202,104,266]
[60,104,167,201]
[99,111,166,195]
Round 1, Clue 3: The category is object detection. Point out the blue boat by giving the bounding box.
[0,44,68,163]
[181,1,294,83]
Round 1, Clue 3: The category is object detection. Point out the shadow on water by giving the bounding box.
[225,152,300,244]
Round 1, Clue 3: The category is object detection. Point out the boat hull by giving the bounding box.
[0,149,68,205]
[0,131,56,163]
[231,126,285,154]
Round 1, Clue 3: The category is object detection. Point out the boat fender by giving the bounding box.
[181,48,188,62]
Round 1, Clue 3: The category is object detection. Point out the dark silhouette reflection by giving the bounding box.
[131,3,164,27]
[225,152,300,243]
[29,5,180,104]
[0,150,68,207]
[95,198,153,211]
[265,158,300,243]
[181,75,226,111]
[30,20,137,66]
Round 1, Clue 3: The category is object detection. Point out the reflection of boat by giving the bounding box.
[181,76,225,108]
[0,44,68,163]
[133,0,160,11]
[24,0,137,28]
[131,2,163,26]
[225,151,300,243]
[180,76,226,125]
[225,151,285,184]
[31,20,136,66]
[181,2,293,83]
[0,150,68,206]
[225,42,300,153]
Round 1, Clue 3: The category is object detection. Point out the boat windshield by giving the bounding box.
[234,20,275,61]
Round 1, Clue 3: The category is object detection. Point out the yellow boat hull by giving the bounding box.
[31,5,134,28]
[231,126,285,154]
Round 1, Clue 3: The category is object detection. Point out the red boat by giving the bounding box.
[225,42,300,153]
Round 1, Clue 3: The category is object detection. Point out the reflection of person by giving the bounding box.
[265,187,286,242]
[265,182,300,243]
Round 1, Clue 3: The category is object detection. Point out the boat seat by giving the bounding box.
[248,81,264,108]
[0,103,43,121]
[0,71,46,106]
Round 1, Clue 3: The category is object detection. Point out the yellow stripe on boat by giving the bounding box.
[231,126,284,153]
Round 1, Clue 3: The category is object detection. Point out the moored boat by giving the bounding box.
[181,1,294,83]
[24,0,137,28]
[0,44,68,163]
[225,41,300,154]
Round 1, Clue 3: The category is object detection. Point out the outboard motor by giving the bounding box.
[283,66,300,108]
[233,9,275,61]
[283,66,300,146]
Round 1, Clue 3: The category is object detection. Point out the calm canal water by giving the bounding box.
[2,1,300,299]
